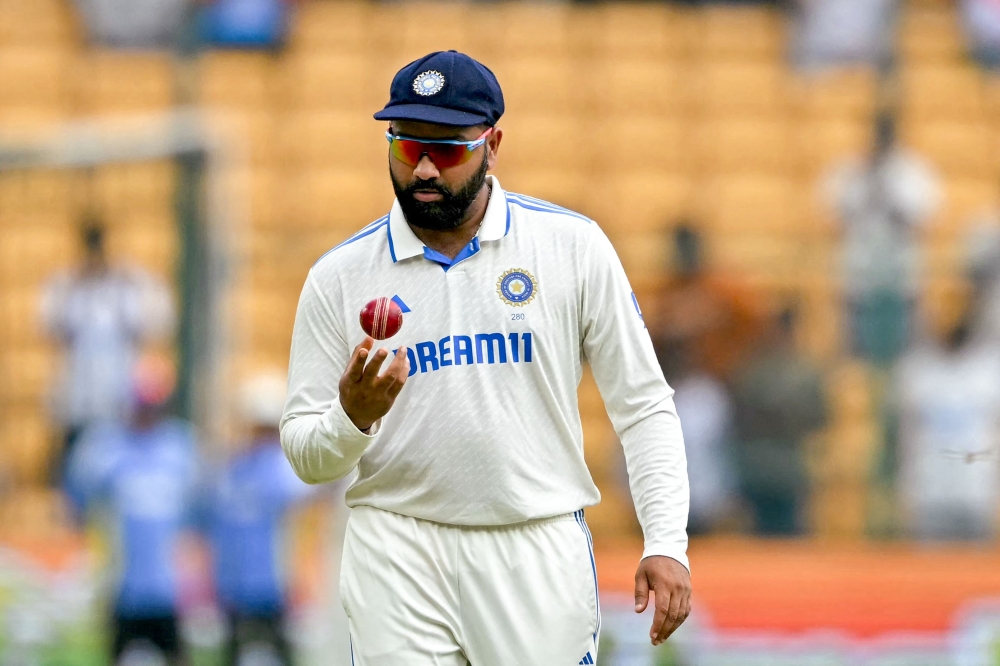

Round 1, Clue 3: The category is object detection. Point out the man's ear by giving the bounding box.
[487,126,503,170]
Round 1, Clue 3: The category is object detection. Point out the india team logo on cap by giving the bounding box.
[413,70,446,96]
[497,268,537,306]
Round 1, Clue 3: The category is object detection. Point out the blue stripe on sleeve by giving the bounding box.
[506,194,592,224]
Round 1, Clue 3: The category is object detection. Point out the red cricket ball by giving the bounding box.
[359,297,403,340]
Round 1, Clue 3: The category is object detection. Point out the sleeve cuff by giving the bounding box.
[641,546,690,574]
[332,395,381,439]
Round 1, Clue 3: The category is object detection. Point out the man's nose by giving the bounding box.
[413,154,440,181]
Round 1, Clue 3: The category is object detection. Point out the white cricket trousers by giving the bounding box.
[341,506,601,666]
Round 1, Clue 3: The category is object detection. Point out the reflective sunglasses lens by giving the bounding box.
[389,138,424,166]
[427,144,473,168]
[390,139,475,169]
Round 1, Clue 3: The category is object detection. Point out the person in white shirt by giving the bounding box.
[891,303,1000,541]
[822,113,941,367]
[41,221,175,482]
[280,51,691,664]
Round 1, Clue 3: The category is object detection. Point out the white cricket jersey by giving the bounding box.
[281,176,690,567]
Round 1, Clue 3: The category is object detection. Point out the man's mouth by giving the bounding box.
[413,190,444,202]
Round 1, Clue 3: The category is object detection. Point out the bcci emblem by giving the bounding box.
[497,269,537,306]
[413,70,445,96]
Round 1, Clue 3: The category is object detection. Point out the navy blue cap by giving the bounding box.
[374,51,504,127]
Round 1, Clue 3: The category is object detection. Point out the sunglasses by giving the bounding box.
[386,128,493,169]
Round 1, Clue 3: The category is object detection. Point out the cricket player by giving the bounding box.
[281,50,691,665]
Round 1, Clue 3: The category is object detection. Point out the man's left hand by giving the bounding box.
[634,555,691,646]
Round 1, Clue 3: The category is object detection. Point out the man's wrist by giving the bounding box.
[339,396,374,433]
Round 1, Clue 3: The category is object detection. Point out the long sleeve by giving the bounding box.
[580,225,690,570]
[280,271,377,484]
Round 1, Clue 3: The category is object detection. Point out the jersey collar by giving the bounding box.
[387,176,510,264]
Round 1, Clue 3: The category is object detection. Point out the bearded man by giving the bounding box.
[281,50,691,665]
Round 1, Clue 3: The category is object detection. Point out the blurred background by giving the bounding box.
[2,0,1000,664]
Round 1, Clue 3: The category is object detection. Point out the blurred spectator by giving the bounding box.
[66,356,200,666]
[41,221,175,484]
[822,113,941,367]
[200,0,292,49]
[960,0,1000,69]
[789,0,898,70]
[889,294,1000,542]
[731,306,827,536]
[204,372,313,666]
[74,0,190,48]
[671,350,738,536]
[651,223,764,383]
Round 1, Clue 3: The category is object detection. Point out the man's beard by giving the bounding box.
[391,154,489,231]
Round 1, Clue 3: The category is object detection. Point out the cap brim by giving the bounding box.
[373,104,492,127]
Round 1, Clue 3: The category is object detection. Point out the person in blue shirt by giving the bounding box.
[206,372,314,666]
[66,355,199,666]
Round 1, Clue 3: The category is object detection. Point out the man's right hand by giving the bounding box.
[340,337,410,432]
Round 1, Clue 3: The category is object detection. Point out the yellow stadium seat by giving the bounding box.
[239,287,298,350]
[899,6,966,64]
[0,49,68,110]
[109,224,177,278]
[590,4,691,59]
[0,107,65,139]
[694,6,785,60]
[276,110,391,171]
[587,59,691,117]
[199,52,276,111]
[75,51,175,114]
[2,345,56,402]
[236,167,280,230]
[699,175,806,235]
[901,64,987,121]
[211,110,277,168]
[0,287,45,345]
[282,167,391,229]
[902,120,999,180]
[693,61,790,118]
[93,160,176,219]
[792,68,878,120]
[608,229,671,282]
[0,0,75,47]
[493,4,576,57]
[490,56,585,117]
[797,276,842,360]
[694,119,795,176]
[497,114,587,173]
[278,53,383,112]
[0,225,76,286]
[0,411,54,485]
[597,171,694,234]
[796,118,871,174]
[709,231,805,283]
[591,116,693,175]
[827,360,875,422]
[986,76,1000,116]
[0,488,72,535]
[387,3,475,61]
[288,0,376,54]
[0,169,81,220]
[928,177,1000,237]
